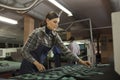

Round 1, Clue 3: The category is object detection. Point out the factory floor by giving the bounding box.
[89,63,120,80]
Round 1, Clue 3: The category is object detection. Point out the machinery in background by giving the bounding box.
[0,48,21,58]
[0,48,23,62]
[63,39,95,66]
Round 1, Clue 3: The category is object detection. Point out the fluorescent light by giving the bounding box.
[48,0,73,16]
[0,16,18,24]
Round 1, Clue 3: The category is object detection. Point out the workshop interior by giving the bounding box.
[0,0,120,80]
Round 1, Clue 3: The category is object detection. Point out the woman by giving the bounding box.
[20,11,91,74]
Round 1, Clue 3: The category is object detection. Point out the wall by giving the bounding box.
[100,34,113,64]
[112,12,120,75]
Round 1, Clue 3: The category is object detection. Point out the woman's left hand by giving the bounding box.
[78,59,91,67]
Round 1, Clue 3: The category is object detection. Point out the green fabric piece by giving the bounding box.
[0,60,21,72]
[11,64,103,80]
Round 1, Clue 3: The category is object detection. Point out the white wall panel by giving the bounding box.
[112,12,120,75]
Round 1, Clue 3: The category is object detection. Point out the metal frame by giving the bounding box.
[60,18,96,66]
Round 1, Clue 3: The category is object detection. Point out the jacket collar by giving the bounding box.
[39,26,57,37]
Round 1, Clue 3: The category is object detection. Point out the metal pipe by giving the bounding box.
[60,18,90,26]
[60,18,90,31]
[89,19,93,43]
[0,0,43,11]
[0,8,4,11]
[17,0,44,14]
[65,26,112,32]
[65,22,74,31]
[89,18,97,67]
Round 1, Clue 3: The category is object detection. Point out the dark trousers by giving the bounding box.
[54,53,61,67]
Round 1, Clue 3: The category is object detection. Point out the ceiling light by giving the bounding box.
[48,0,73,16]
[0,16,18,24]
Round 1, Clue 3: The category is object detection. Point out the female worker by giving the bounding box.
[19,11,91,74]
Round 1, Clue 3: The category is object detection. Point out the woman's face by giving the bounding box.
[46,18,60,31]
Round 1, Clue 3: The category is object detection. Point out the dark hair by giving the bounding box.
[46,11,59,20]
[69,36,75,41]
[41,11,59,26]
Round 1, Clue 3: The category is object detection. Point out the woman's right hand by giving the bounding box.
[33,60,46,72]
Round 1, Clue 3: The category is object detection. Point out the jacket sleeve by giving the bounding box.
[21,29,38,63]
[55,33,79,62]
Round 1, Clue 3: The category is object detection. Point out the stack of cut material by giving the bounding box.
[11,64,103,80]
